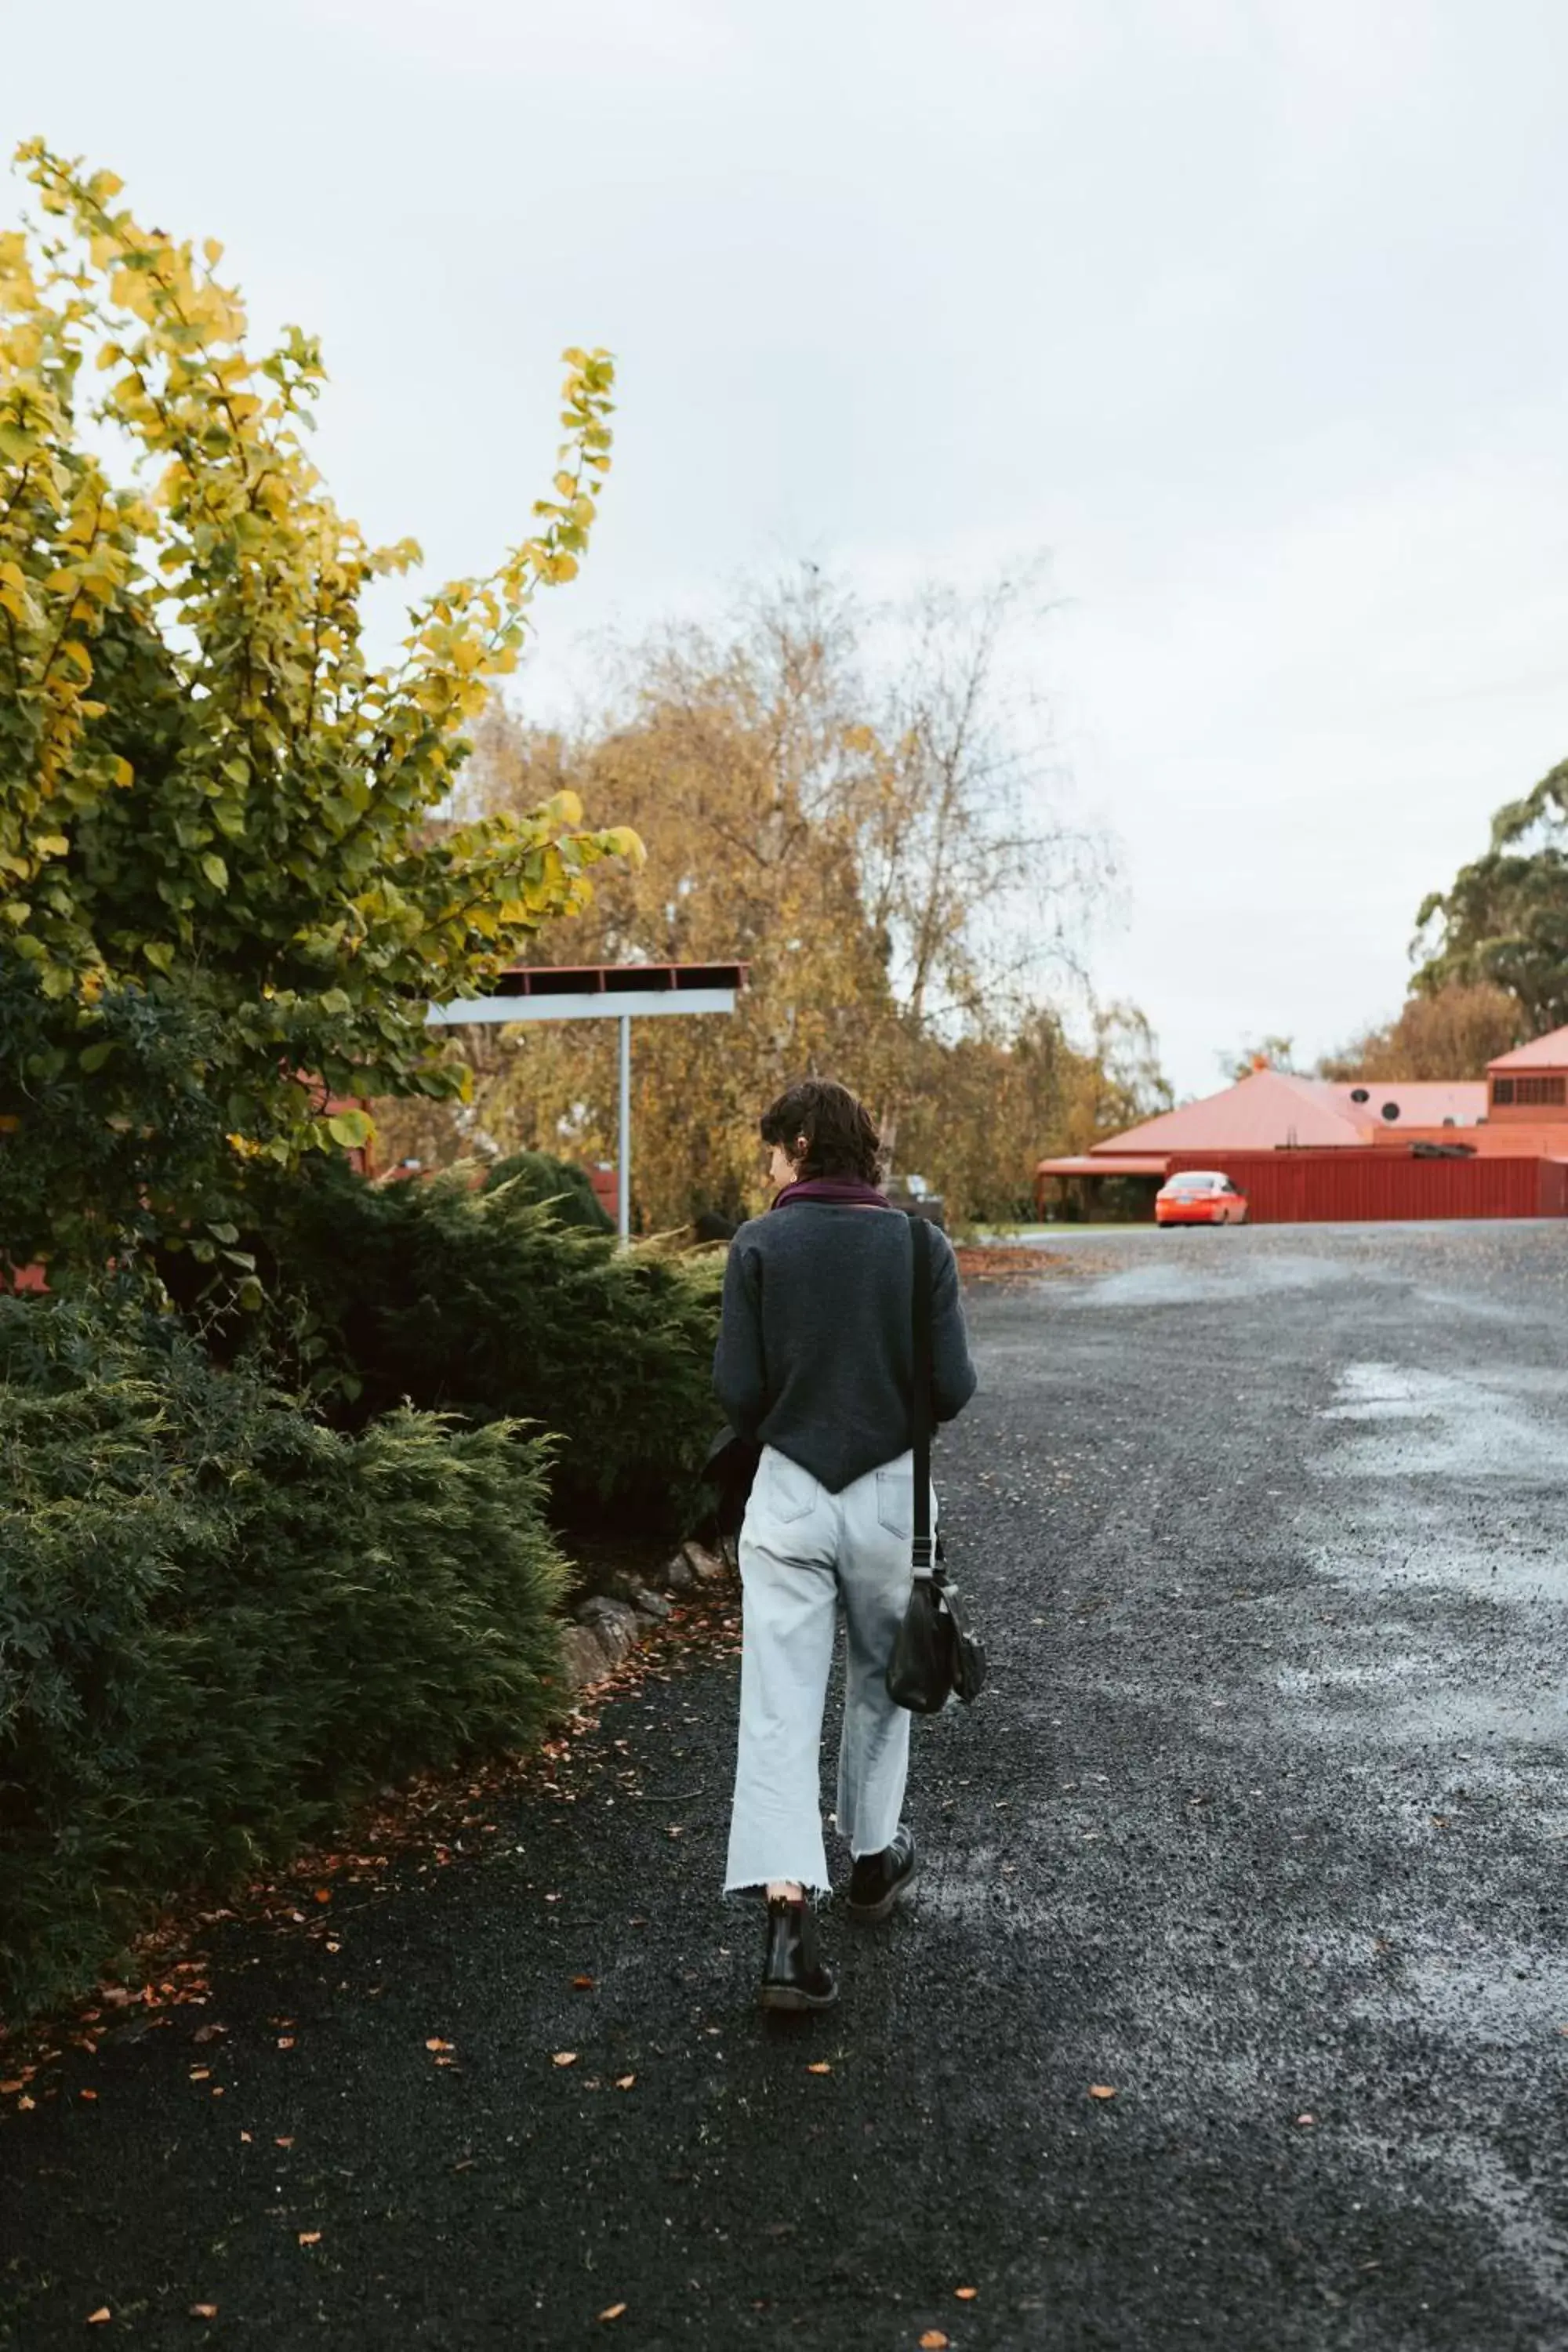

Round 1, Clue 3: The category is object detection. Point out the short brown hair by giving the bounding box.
[760,1079,884,1185]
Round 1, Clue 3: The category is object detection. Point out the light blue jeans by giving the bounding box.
[724,1444,933,1896]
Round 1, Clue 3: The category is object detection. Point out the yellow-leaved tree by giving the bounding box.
[0,141,641,1282]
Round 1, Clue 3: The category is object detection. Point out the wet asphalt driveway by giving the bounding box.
[4,1221,1568,2349]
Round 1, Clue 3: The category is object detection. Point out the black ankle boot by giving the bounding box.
[759,1896,839,2012]
[845,1823,918,1923]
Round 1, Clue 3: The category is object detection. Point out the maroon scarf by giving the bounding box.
[771,1177,893,1211]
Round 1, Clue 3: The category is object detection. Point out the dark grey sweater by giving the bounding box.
[713,1204,978,1494]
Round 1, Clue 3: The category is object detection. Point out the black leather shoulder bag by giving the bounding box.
[884,1216,987,1713]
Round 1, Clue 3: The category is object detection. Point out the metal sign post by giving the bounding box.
[427,961,748,1242]
[617,1012,631,1240]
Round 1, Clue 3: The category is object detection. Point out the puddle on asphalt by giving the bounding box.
[1317,1359,1568,1481]
[1345,1937,1568,2042]
[1334,2119,1568,2318]
[1323,1363,1441,1421]
[1054,1254,1359,1311]
[1301,1512,1568,1605]
[1305,1363,1568,1666]
[923,1857,1568,2317]
[1273,1655,1432,1697]
[1271,1657,1566,1751]
[1359,1682,1566,1751]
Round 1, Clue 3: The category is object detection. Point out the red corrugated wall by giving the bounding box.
[585,1163,618,1218]
[1163,1150,1568,1223]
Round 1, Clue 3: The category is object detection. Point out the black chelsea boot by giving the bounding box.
[758,1896,839,2012]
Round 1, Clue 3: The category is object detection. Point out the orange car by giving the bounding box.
[1155,1171,1248,1226]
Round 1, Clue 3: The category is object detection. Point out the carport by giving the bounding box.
[1035,1153,1168,1220]
[428,960,748,1240]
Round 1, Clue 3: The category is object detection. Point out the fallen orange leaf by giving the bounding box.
[189,2068,211,2082]
[920,2333,949,2350]
[297,2230,321,2246]
[425,2038,453,2053]
[955,2286,978,2299]
[572,1975,595,1990]
[0,2079,24,2094]
[314,1889,332,1904]
[1087,2084,1116,2100]
[807,2061,832,2075]
[599,2305,626,2323]
[554,2051,579,2067]
[88,2310,111,2325]
[191,2305,219,2320]
[615,2074,636,2090]
[79,2089,98,2101]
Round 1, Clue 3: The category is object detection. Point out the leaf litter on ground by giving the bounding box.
[0,1584,739,2099]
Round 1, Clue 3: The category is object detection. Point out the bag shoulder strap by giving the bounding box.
[909,1214,934,1574]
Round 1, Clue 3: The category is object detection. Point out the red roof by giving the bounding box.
[1036,1067,1487,1175]
[1077,1070,1365,1158]
[1488,1024,1568,1071]
[1318,1080,1486,1126]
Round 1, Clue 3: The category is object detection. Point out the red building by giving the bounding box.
[1037,1029,1568,1223]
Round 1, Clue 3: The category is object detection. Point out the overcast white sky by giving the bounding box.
[7,0,1568,1095]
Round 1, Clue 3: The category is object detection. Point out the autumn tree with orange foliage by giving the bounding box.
[379,572,1168,1226]
[1317,983,1522,1083]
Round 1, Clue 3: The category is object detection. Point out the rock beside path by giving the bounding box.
[557,1543,734,1693]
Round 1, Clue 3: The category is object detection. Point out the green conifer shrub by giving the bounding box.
[245,1164,723,1534]
[481,1149,614,1232]
[0,1295,569,2023]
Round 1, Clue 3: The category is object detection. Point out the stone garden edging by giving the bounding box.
[557,1541,733,1693]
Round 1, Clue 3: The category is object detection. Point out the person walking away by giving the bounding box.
[714,1079,977,2010]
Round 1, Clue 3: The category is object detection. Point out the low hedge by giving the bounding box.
[249,1163,724,1536]
[0,1296,570,2024]
[481,1149,615,1232]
